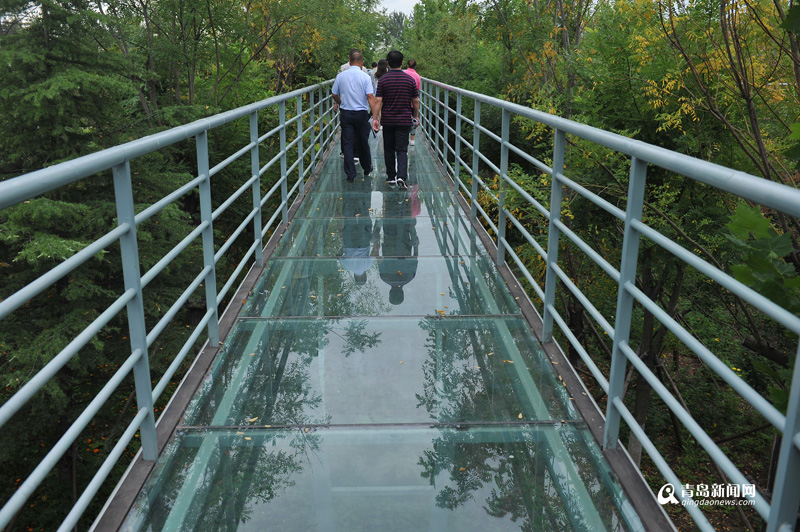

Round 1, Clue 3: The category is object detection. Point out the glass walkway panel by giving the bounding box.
[119,135,644,531]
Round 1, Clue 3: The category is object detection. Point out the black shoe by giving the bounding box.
[346,176,355,182]
[396,178,408,189]
[386,176,397,186]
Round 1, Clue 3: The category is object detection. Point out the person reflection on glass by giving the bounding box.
[339,179,379,285]
[377,188,419,305]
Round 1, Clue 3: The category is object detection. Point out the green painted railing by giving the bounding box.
[0,81,338,531]
[419,77,800,532]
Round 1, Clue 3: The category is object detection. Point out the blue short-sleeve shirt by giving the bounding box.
[332,66,374,112]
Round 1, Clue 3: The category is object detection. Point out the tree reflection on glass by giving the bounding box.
[414,317,630,531]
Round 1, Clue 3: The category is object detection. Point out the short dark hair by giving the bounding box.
[387,50,403,69]
[349,48,363,63]
[407,59,417,69]
[371,62,377,68]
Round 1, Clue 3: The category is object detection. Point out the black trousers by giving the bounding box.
[382,125,411,180]
[340,109,372,179]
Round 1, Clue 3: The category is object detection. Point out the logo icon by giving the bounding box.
[657,483,680,505]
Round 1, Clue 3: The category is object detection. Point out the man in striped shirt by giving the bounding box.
[372,50,420,189]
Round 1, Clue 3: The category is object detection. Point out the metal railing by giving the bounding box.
[0,81,338,531]
[419,78,800,532]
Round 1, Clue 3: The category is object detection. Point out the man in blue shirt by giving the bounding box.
[332,49,378,182]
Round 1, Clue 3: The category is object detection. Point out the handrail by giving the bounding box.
[420,77,800,532]
[0,80,337,530]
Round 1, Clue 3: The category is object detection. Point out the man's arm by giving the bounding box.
[331,92,341,112]
[371,95,382,132]
[412,97,420,121]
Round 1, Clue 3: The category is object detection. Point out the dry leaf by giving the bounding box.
[236,431,244,435]
[440,292,445,296]
[459,467,466,471]
[400,361,404,365]
[503,359,514,364]
[518,413,523,419]
[245,437,252,441]
[249,417,258,422]
[249,353,256,356]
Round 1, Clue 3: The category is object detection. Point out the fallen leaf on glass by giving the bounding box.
[249,417,258,422]
[487,352,493,356]
[400,361,404,365]
[236,431,244,435]
[459,467,466,471]
[245,437,252,441]
[304,427,310,433]
[440,292,445,296]
[249,353,256,356]
[503,359,514,364]
[337,293,343,297]
[518,413,523,419]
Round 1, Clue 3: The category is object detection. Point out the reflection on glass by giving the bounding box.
[377,188,419,305]
[121,426,641,532]
[340,179,379,286]
[185,317,574,427]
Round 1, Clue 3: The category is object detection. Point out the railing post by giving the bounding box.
[454,93,462,189]
[435,85,441,161]
[542,129,566,342]
[112,160,157,461]
[443,89,450,175]
[470,99,481,222]
[196,131,221,345]
[296,95,305,199]
[310,90,317,168]
[497,109,510,266]
[603,156,647,450]
[250,111,264,267]
[425,82,433,144]
[279,101,289,224]
[767,340,800,532]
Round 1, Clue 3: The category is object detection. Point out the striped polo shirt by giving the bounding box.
[376,70,419,126]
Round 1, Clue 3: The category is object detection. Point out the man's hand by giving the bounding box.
[333,102,340,113]
[372,117,380,132]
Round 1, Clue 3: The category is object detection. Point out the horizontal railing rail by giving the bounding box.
[0,80,338,530]
[420,77,800,532]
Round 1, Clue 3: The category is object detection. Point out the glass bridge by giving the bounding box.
[116,135,644,531]
[3,79,798,532]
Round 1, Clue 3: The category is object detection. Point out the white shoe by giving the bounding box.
[354,157,360,162]
[409,139,415,146]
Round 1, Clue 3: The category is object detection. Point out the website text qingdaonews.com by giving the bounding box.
[680,499,756,507]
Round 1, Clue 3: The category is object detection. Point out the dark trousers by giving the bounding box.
[340,110,372,179]
[383,125,411,180]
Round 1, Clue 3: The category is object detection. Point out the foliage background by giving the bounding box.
[1,0,799,530]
